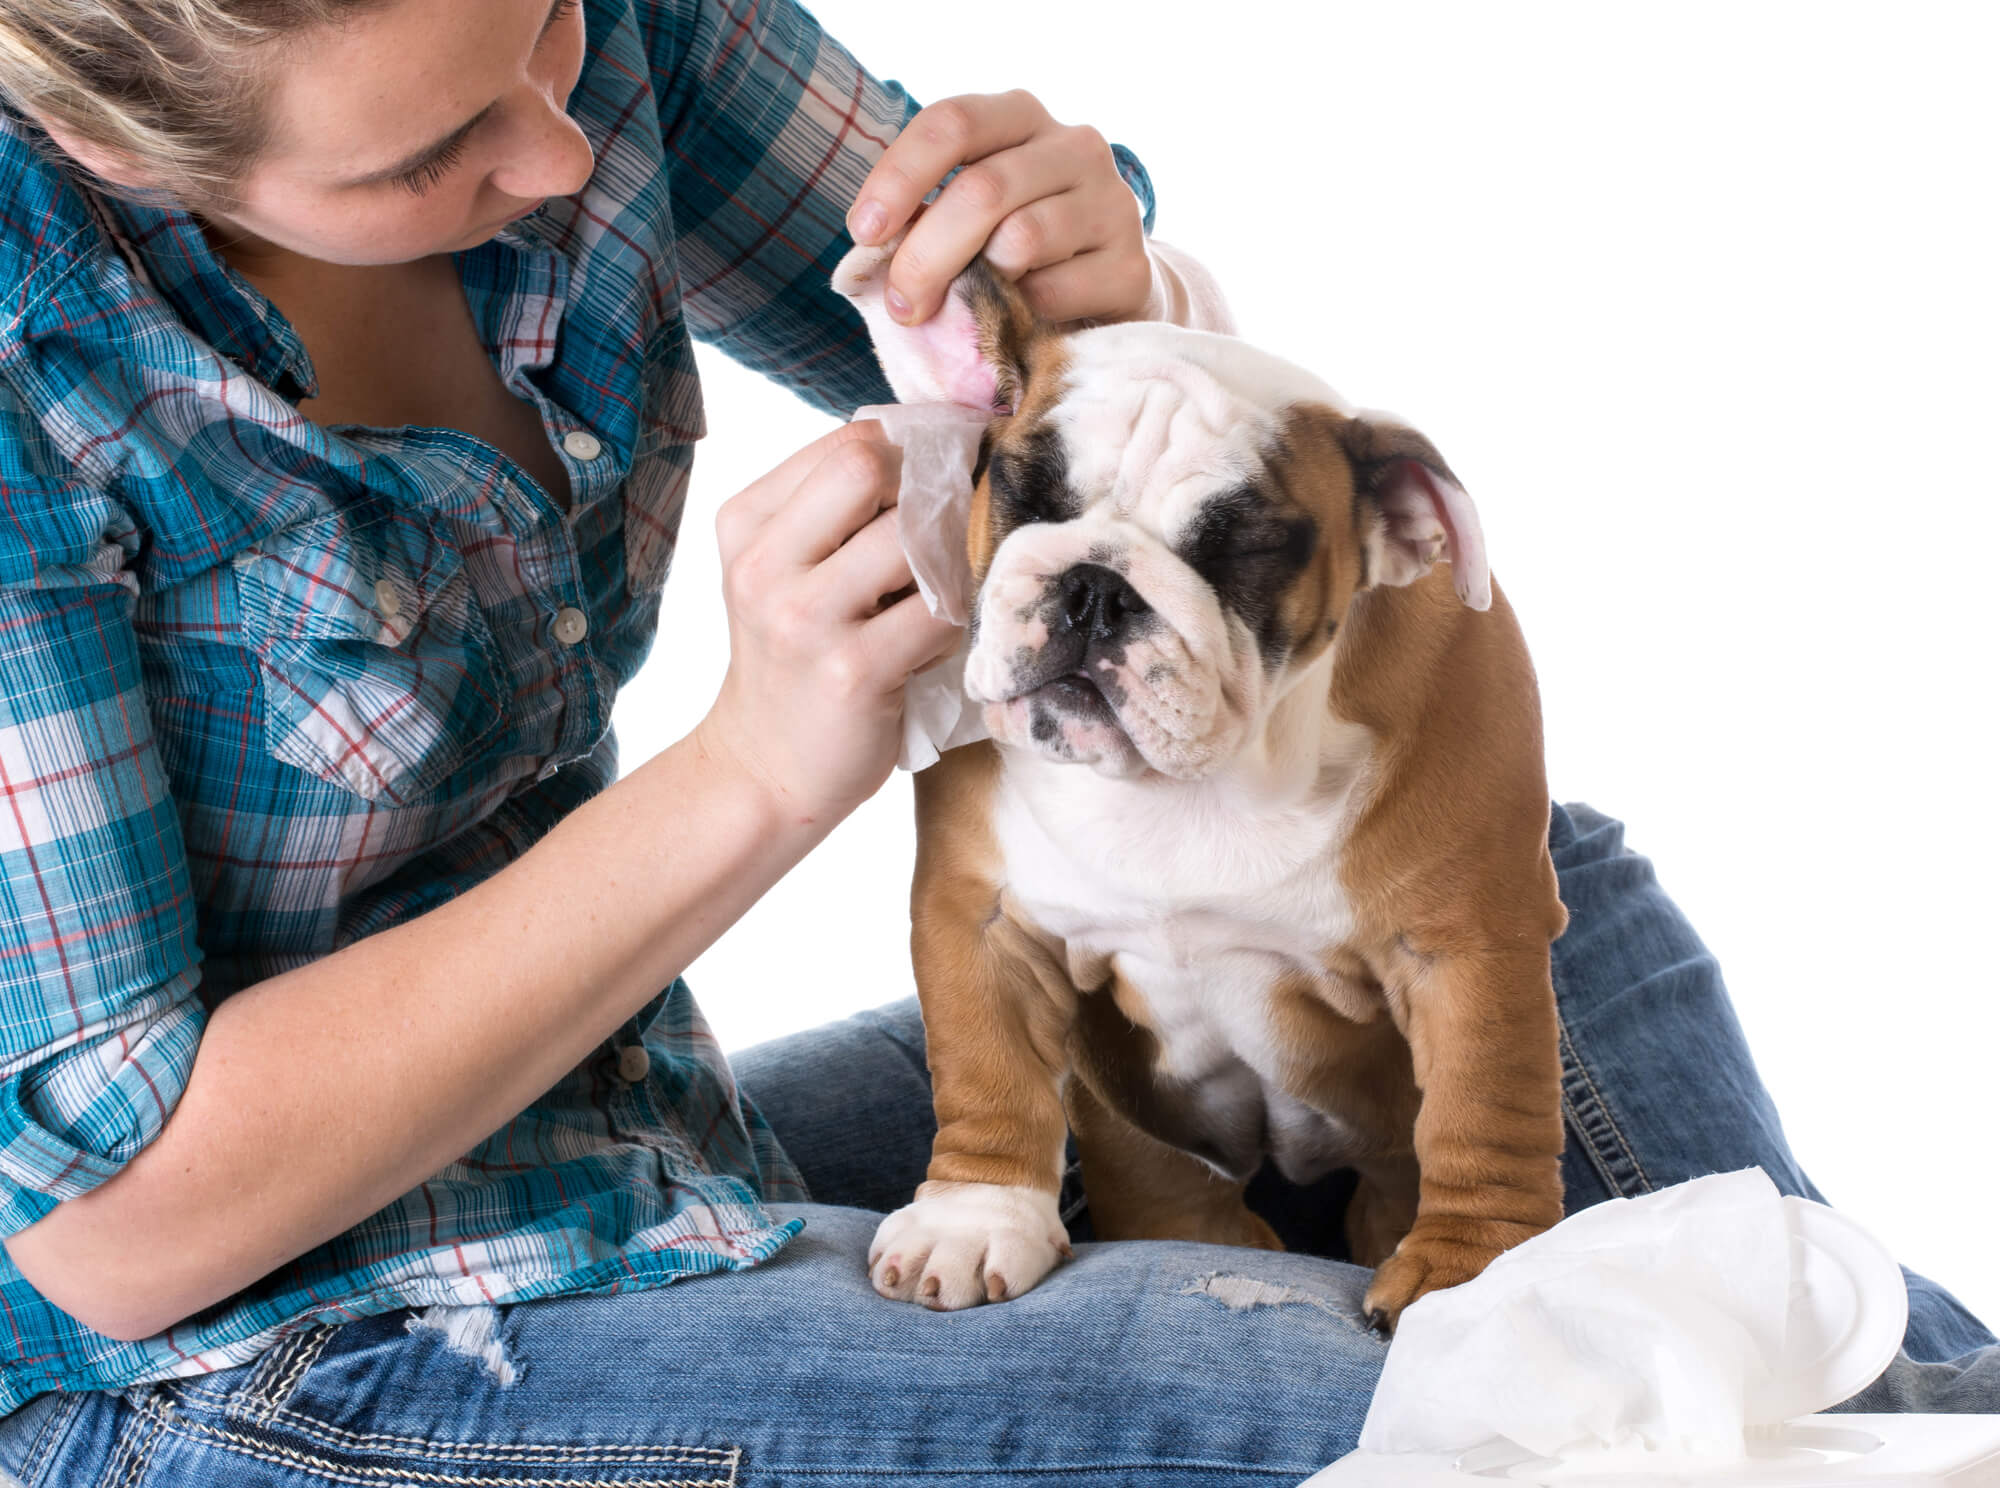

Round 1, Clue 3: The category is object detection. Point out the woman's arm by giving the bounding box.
[4,420,956,1342]
[640,0,1163,416]
[9,723,796,1341]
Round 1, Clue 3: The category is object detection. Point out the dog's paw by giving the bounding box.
[1361,1220,1528,1334]
[868,1181,1072,1310]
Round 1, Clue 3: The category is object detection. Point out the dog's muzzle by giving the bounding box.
[966,527,1265,780]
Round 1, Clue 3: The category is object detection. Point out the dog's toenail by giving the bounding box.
[882,1264,899,1287]
[986,1273,1007,1302]
[1366,1308,1391,1336]
[920,1276,940,1299]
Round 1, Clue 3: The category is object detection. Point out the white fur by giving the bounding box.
[1064,321,1356,420]
[869,1181,1070,1311]
[993,647,1385,1183]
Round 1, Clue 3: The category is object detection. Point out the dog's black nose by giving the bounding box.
[1055,564,1150,642]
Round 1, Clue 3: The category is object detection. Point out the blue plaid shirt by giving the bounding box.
[0,0,1155,1413]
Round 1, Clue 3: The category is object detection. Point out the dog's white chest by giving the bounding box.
[998,790,1354,972]
[993,726,1377,1176]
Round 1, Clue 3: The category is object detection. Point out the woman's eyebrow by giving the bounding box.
[341,0,569,187]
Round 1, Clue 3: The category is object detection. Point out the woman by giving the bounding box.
[0,0,1989,1483]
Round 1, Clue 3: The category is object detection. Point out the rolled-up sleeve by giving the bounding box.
[0,371,204,1239]
[640,0,1157,419]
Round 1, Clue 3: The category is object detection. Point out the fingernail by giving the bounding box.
[886,286,913,323]
[852,200,887,242]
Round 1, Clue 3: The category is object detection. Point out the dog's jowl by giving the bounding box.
[832,238,1566,1332]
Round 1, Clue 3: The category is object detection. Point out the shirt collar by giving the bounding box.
[88,188,320,401]
[87,190,573,407]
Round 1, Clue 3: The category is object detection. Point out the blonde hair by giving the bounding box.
[0,0,384,205]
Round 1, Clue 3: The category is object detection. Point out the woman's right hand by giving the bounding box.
[698,420,962,826]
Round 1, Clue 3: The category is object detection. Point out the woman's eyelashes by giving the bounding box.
[394,134,473,196]
[391,0,582,197]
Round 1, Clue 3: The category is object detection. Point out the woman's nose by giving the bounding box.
[490,91,596,203]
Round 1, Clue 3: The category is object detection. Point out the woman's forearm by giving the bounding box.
[3,723,826,1342]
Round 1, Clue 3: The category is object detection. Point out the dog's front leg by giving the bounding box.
[868,903,1077,1310]
[870,753,1079,1310]
[1362,946,1566,1331]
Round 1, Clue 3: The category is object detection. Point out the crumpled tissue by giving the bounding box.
[851,402,993,772]
[1358,1168,1909,1465]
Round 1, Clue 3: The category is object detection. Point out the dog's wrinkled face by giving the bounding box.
[833,245,1491,781]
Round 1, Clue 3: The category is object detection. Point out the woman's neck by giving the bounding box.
[199,211,345,296]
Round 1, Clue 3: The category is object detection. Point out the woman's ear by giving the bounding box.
[832,231,1041,415]
[24,112,160,192]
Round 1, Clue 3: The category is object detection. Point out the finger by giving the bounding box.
[719,420,890,547]
[888,135,1085,323]
[977,193,1084,284]
[811,508,923,620]
[1017,241,1155,326]
[846,90,1047,250]
[756,437,904,573]
[913,622,967,674]
[863,588,966,679]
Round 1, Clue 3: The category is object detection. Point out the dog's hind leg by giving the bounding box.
[1342,1158,1420,1269]
[1066,1077,1283,1251]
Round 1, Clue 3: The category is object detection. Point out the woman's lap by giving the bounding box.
[8,801,1995,1486]
[733,802,1999,1398]
[4,1208,1385,1486]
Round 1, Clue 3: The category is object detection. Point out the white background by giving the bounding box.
[612,2,2000,1327]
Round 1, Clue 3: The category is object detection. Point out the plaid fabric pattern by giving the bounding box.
[0,0,1161,1415]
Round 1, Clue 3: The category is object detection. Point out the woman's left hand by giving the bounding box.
[846,90,1151,330]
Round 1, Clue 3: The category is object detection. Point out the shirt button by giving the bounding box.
[617,1045,651,1083]
[374,579,402,618]
[563,430,603,462]
[552,607,589,646]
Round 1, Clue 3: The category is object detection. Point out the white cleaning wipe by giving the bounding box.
[850,402,992,772]
[1358,1169,1909,1464]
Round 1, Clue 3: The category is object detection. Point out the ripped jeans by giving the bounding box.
[2,805,1994,1488]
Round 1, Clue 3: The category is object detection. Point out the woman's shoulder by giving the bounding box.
[0,107,114,356]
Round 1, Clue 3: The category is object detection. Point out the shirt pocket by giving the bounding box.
[233,508,509,804]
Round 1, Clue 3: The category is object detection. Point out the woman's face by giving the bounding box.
[208,0,594,264]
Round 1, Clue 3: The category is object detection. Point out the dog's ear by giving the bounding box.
[832,233,1041,415]
[1337,413,1492,612]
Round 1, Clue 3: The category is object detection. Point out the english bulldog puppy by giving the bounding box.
[831,241,1568,1331]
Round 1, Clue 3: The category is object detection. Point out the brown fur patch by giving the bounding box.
[911,742,1079,1196]
[1257,405,1372,666]
[1264,973,1420,1163]
[1066,1075,1281,1250]
[1318,503,1568,1321]
[950,263,1074,586]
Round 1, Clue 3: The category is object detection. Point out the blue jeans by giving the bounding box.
[3,804,1993,1487]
